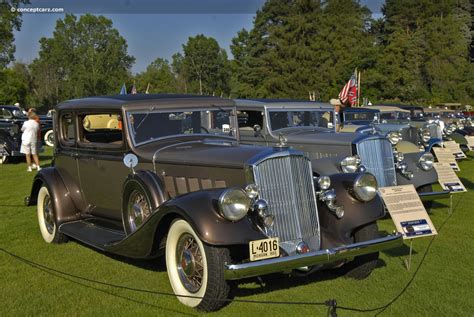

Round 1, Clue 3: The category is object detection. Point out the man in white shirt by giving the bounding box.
[21,112,41,172]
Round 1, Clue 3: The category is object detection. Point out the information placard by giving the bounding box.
[379,185,437,239]
[433,147,460,171]
[467,136,474,151]
[444,140,467,159]
[434,162,467,192]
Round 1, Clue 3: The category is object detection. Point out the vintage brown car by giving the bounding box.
[26,94,402,311]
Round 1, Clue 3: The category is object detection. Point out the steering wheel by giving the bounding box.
[200,126,209,133]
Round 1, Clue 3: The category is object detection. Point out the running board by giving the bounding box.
[59,220,126,251]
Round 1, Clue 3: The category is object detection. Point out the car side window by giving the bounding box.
[78,113,123,148]
[60,113,76,147]
[237,111,264,131]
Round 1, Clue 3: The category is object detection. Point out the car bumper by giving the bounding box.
[224,233,403,280]
[419,190,451,201]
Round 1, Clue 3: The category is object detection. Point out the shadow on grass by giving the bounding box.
[459,177,474,190]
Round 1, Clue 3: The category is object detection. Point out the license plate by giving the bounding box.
[249,237,279,261]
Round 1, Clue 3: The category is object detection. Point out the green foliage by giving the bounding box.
[0,0,29,68]
[230,0,375,100]
[180,34,231,96]
[29,14,134,106]
[134,57,177,94]
[0,62,33,106]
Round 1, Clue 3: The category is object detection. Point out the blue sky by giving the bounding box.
[13,0,384,74]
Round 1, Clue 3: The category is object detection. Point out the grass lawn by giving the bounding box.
[1,148,473,316]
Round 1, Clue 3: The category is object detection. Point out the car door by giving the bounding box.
[237,109,271,146]
[75,111,130,220]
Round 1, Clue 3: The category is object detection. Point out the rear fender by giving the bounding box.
[318,173,385,249]
[27,167,79,225]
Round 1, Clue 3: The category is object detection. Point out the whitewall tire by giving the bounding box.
[165,219,230,311]
[44,130,54,147]
[37,186,68,244]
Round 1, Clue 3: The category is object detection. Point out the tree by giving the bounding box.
[135,57,177,93]
[0,62,34,106]
[230,0,376,100]
[180,35,230,95]
[0,0,29,68]
[30,14,135,106]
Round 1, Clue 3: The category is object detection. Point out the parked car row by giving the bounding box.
[24,95,463,311]
[0,105,54,164]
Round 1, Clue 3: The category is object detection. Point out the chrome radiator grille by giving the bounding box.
[356,138,397,187]
[427,124,442,140]
[252,155,320,252]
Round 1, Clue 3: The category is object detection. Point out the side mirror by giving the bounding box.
[253,124,262,137]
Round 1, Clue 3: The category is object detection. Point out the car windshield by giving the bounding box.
[344,111,377,122]
[268,109,334,131]
[380,111,410,121]
[127,108,234,145]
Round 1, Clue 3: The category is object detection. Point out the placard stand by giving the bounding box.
[449,194,453,215]
[403,239,414,271]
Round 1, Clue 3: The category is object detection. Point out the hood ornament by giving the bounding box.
[275,133,288,148]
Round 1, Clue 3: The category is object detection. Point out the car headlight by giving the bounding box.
[457,123,464,130]
[394,151,404,162]
[244,184,259,199]
[218,188,251,221]
[316,176,331,190]
[353,173,378,202]
[420,129,431,143]
[419,152,434,171]
[388,131,402,145]
[340,155,361,173]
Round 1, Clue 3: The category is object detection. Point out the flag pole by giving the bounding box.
[357,70,361,107]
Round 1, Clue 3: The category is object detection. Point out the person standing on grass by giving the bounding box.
[21,111,41,172]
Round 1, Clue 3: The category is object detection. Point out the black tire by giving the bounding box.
[417,184,433,212]
[166,219,231,312]
[37,186,68,244]
[343,222,380,280]
[122,179,154,235]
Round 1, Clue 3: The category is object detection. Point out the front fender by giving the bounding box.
[318,173,386,249]
[105,189,266,259]
[425,138,442,152]
[396,152,438,188]
[311,157,342,175]
[450,132,468,145]
[27,167,79,225]
[395,140,420,154]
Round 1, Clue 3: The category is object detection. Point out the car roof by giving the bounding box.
[55,94,235,111]
[234,99,334,110]
[0,105,20,110]
[343,107,378,113]
[424,107,455,113]
[365,105,410,113]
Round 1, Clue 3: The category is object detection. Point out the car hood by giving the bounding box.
[277,129,366,145]
[135,137,283,169]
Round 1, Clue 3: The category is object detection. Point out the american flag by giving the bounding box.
[338,69,358,106]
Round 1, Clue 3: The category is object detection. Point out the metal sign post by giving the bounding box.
[404,239,414,271]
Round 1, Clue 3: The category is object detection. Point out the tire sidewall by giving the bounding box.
[37,186,57,243]
[44,130,54,147]
[166,219,208,308]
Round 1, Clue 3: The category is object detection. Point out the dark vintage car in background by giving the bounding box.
[0,105,54,144]
[26,94,402,311]
[339,106,443,153]
[233,99,448,210]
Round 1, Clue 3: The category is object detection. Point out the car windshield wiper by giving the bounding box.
[133,109,153,135]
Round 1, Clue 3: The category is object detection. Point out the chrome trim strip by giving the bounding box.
[224,233,403,280]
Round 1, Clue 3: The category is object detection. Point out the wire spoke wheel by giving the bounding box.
[127,190,151,233]
[176,233,204,293]
[43,195,55,234]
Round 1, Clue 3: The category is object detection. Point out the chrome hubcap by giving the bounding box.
[127,190,150,232]
[43,195,55,234]
[176,233,203,293]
